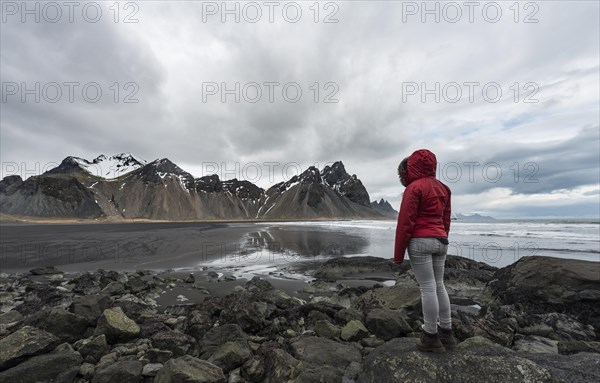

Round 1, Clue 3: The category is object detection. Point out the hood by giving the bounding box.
[404,149,437,185]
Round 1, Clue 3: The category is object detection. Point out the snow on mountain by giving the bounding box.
[71,153,147,179]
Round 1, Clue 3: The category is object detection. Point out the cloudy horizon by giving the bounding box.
[1,1,599,219]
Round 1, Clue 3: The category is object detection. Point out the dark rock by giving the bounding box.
[207,341,252,373]
[95,307,140,343]
[0,326,59,371]
[360,336,386,348]
[71,272,101,295]
[77,335,109,363]
[0,345,82,383]
[15,282,67,316]
[241,343,298,383]
[217,293,268,333]
[154,355,226,383]
[199,324,248,358]
[314,319,341,339]
[558,340,600,355]
[355,280,421,312]
[481,256,600,331]
[125,276,150,293]
[513,335,559,354]
[151,330,197,357]
[365,308,413,341]
[334,308,365,325]
[288,336,362,369]
[70,294,112,323]
[101,281,126,295]
[185,273,196,283]
[314,256,395,281]
[245,276,274,292]
[113,299,154,322]
[139,319,171,339]
[147,348,174,364]
[29,266,63,275]
[0,310,23,336]
[142,363,163,377]
[25,307,89,343]
[515,349,600,383]
[92,360,143,383]
[340,320,370,342]
[357,338,553,383]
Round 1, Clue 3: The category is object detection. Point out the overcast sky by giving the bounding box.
[1,1,599,218]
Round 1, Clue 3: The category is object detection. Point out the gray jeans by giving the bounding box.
[408,237,452,334]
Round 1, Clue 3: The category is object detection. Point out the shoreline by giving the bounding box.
[0,214,395,225]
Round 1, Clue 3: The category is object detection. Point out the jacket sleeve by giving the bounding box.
[394,184,420,264]
[443,187,451,235]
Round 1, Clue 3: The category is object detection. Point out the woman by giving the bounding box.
[394,149,456,352]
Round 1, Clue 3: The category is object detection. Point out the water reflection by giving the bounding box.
[237,225,371,262]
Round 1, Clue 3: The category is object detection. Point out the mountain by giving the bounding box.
[257,165,382,219]
[453,213,496,222]
[0,174,102,218]
[370,198,398,218]
[45,153,146,179]
[0,155,394,221]
[321,161,371,206]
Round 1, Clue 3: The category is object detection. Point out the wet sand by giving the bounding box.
[0,221,246,272]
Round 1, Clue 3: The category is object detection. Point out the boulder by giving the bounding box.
[92,360,143,383]
[0,326,59,371]
[29,266,63,275]
[334,308,365,325]
[357,338,552,383]
[557,340,600,355]
[25,307,89,343]
[142,363,163,377]
[365,308,413,341]
[146,348,174,364]
[481,256,600,330]
[0,346,82,383]
[95,307,140,343]
[340,320,370,342]
[0,310,23,336]
[455,336,496,350]
[513,335,559,354]
[313,256,396,281]
[154,355,226,383]
[199,324,248,358]
[314,319,341,339]
[288,336,361,369]
[77,334,109,363]
[70,294,113,323]
[355,283,421,312]
[151,330,197,357]
[207,341,252,373]
[245,276,274,292]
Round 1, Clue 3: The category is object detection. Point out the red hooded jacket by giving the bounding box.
[394,149,451,264]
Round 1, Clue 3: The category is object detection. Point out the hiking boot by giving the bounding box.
[437,325,457,350]
[416,330,445,353]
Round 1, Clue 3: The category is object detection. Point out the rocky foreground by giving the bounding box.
[0,255,599,383]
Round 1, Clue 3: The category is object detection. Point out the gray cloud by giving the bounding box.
[1,1,599,218]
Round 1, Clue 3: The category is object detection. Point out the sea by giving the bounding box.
[208,219,600,278]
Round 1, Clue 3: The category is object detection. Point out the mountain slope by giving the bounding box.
[0,174,103,218]
[257,166,383,219]
[322,161,371,206]
[1,155,393,220]
[45,153,146,179]
[370,199,398,218]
